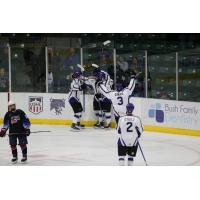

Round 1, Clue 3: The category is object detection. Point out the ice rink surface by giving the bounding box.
[0,125,200,166]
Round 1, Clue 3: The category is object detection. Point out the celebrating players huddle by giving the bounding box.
[0,64,144,166]
[67,64,144,165]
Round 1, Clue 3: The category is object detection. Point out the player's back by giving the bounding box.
[110,89,130,115]
[68,79,81,100]
[118,115,142,146]
[101,70,113,90]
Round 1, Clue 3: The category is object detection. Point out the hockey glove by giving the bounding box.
[81,83,87,90]
[130,74,136,79]
[135,72,143,79]
[95,93,102,99]
[135,127,141,138]
[0,128,7,137]
[25,129,31,136]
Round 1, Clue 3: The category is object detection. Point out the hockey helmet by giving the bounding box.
[126,103,135,114]
[96,71,106,81]
[72,70,82,79]
[93,68,101,77]
[8,100,16,107]
[116,83,124,92]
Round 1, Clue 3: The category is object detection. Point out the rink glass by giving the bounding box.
[115,49,146,97]
[82,47,114,94]
[11,43,46,92]
[1,35,200,103]
[47,47,81,93]
[178,49,200,102]
[147,52,176,100]
[0,43,9,92]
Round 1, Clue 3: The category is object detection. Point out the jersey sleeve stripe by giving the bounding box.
[99,84,110,94]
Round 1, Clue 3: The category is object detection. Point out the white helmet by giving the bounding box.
[8,100,16,107]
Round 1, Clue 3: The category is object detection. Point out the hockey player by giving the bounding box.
[83,66,113,129]
[117,103,143,166]
[0,101,31,163]
[92,70,112,129]
[98,75,136,124]
[68,70,85,131]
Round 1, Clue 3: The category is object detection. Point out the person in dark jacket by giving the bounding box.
[0,101,31,164]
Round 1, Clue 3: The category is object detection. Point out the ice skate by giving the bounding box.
[71,123,81,132]
[21,157,27,163]
[94,122,104,129]
[11,157,18,164]
[77,122,85,129]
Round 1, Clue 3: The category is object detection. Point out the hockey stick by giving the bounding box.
[133,134,148,166]
[138,142,148,166]
[7,131,51,136]
[31,131,51,133]
[77,64,85,72]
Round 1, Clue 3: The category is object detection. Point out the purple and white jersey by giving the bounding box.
[68,78,82,101]
[117,115,143,147]
[98,77,136,116]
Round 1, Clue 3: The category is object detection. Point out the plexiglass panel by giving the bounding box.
[0,46,9,92]
[179,49,200,102]
[11,44,46,92]
[48,48,80,93]
[83,48,114,94]
[116,49,146,97]
[148,53,176,100]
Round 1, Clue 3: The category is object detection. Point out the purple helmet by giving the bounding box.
[126,103,135,114]
[116,83,123,92]
[96,71,106,81]
[72,71,82,79]
[93,68,101,77]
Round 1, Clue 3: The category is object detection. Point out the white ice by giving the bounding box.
[0,125,200,166]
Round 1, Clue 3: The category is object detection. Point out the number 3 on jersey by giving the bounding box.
[126,122,133,132]
[117,96,123,105]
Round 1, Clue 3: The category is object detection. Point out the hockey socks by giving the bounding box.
[11,145,17,158]
[98,111,103,123]
[20,144,27,158]
[119,157,125,166]
[105,112,111,127]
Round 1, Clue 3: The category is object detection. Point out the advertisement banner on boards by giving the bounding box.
[141,98,200,130]
[11,93,97,121]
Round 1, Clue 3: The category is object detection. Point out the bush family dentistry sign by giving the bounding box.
[143,99,200,130]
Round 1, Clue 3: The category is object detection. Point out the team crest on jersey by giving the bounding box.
[50,98,65,115]
[29,96,43,114]
[11,116,20,124]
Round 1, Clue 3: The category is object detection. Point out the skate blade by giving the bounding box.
[70,129,81,132]
[104,128,110,130]
[21,161,27,164]
[11,161,18,164]
[93,126,104,129]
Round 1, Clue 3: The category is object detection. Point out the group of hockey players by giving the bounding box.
[0,64,144,166]
[68,64,144,165]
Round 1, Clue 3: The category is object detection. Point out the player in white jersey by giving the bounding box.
[117,103,143,166]
[84,67,113,129]
[98,75,136,124]
[68,71,85,131]
[93,70,113,129]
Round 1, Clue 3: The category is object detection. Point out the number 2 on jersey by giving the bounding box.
[126,122,133,132]
[117,96,123,105]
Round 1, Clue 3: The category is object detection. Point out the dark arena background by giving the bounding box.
[0,33,200,100]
